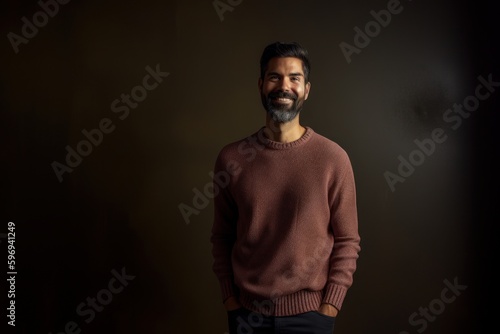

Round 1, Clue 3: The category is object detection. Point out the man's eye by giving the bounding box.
[291,77,300,82]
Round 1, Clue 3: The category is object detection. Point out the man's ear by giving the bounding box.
[258,77,263,91]
[304,81,311,100]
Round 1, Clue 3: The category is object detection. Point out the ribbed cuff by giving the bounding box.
[322,283,347,310]
[219,277,236,303]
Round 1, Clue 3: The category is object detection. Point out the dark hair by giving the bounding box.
[260,41,311,82]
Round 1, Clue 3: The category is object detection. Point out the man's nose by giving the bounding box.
[278,77,291,91]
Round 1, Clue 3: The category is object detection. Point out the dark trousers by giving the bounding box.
[227,307,335,334]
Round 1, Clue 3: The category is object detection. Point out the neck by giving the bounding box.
[263,115,306,143]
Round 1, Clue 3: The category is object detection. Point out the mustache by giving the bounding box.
[268,91,297,100]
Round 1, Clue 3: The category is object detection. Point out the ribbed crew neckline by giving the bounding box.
[256,126,314,150]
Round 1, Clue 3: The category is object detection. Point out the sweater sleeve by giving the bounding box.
[210,150,239,303]
[322,152,361,310]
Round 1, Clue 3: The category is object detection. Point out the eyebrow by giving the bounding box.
[266,72,304,77]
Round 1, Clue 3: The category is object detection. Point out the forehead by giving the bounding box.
[265,57,304,74]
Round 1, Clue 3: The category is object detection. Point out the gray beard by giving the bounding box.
[266,107,300,123]
[261,94,304,123]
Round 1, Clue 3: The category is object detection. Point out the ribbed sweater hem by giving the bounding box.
[239,289,323,317]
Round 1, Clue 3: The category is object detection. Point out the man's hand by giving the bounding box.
[224,296,242,311]
[318,303,338,317]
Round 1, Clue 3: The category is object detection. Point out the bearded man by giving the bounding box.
[210,41,361,334]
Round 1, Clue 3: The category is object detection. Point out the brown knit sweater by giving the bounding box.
[210,126,361,316]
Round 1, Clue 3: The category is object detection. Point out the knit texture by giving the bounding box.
[210,126,361,316]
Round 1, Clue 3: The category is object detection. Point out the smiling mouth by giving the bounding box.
[272,97,294,104]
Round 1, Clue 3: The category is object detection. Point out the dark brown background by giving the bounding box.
[1,0,498,333]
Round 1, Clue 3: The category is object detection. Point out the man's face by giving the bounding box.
[259,57,311,123]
